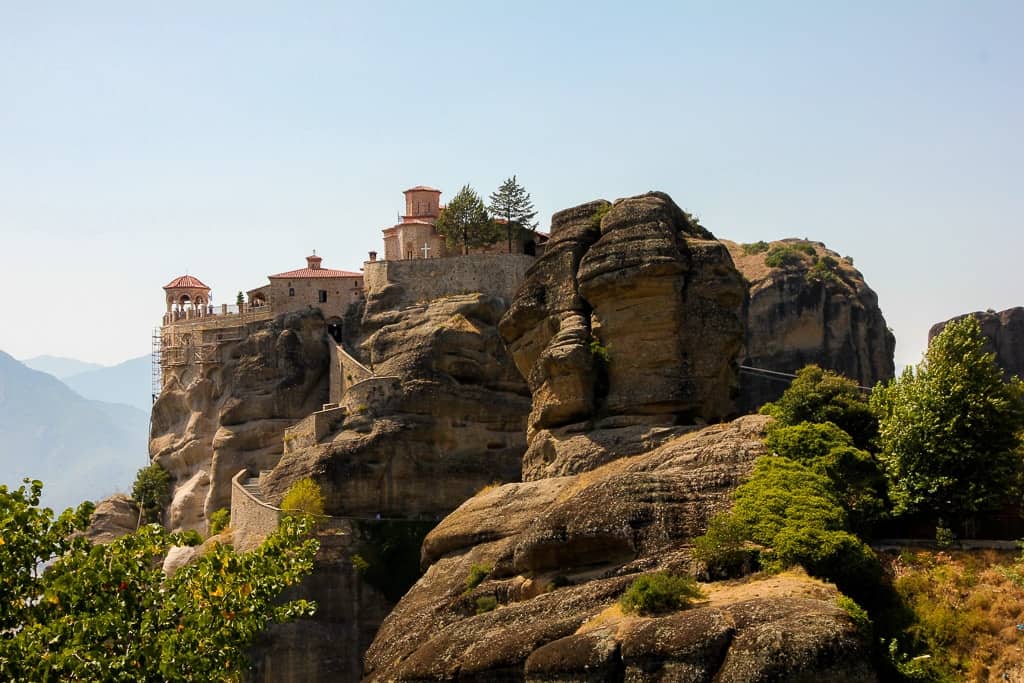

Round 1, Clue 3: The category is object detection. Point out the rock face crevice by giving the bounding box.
[499,193,747,482]
[723,239,895,412]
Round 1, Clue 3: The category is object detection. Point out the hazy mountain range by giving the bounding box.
[0,351,150,511]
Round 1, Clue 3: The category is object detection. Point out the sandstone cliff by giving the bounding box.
[499,193,747,482]
[723,239,895,413]
[363,416,875,682]
[150,310,330,532]
[929,307,1024,380]
[258,293,530,517]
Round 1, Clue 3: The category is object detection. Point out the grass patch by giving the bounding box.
[465,563,492,593]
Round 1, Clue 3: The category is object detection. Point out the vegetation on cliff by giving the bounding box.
[0,479,318,682]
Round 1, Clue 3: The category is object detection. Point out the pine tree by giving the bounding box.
[434,185,497,255]
[488,175,538,253]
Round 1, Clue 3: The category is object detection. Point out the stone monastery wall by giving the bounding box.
[363,254,535,308]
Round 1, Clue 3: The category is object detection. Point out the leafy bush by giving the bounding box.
[207,507,230,535]
[351,553,370,575]
[475,595,497,614]
[280,478,325,518]
[761,364,878,449]
[732,457,880,598]
[805,257,840,284]
[764,242,816,268]
[619,572,702,615]
[589,202,611,229]
[464,563,492,593]
[132,463,171,524]
[692,512,756,578]
[589,337,610,364]
[741,240,769,255]
[837,595,872,637]
[765,422,888,532]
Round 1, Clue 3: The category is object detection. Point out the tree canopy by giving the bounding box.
[761,364,878,449]
[870,315,1024,519]
[434,184,499,255]
[0,479,318,682]
[488,175,537,253]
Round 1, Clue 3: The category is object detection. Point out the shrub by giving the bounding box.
[761,364,877,449]
[208,507,230,535]
[837,595,872,637]
[741,240,770,255]
[589,203,611,229]
[692,512,756,578]
[132,463,172,524]
[732,457,880,598]
[475,595,497,614]
[619,572,702,615]
[589,337,610,364]
[805,258,840,284]
[280,478,325,518]
[764,242,816,268]
[351,553,370,575]
[464,563,492,593]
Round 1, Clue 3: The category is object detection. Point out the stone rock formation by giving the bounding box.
[150,310,331,532]
[723,239,895,413]
[84,494,139,544]
[499,193,747,481]
[363,415,876,681]
[258,293,530,516]
[929,307,1024,380]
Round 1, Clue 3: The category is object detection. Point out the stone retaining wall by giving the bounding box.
[230,469,281,552]
[282,406,347,454]
[341,376,402,416]
[363,254,534,310]
[330,342,372,404]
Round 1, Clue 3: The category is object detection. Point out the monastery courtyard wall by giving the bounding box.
[363,253,535,308]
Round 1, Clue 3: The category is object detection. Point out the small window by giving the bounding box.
[289,288,295,297]
[318,290,327,303]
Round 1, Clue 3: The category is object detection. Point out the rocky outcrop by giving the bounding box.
[499,193,747,481]
[150,310,330,532]
[84,494,139,544]
[363,415,877,682]
[259,293,530,516]
[929,307,1024,380]
[724,239,895,413]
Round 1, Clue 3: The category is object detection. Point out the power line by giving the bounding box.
[738,364,873,392]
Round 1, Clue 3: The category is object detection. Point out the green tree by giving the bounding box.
[0,479,318,682]
[488,175,538,253]
[762,364,878,449]
[280,477,325,518]
[133,463,172,524]
[434,184,499,255]
[870,315,1024,520]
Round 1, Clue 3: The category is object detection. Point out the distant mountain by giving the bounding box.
[65,355,152,413]
[22,355,104,379]
[0,350,149,512]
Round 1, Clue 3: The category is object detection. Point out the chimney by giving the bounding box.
[368,251,377,262]
[306,254,322,270]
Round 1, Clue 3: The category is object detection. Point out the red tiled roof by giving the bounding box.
[163,274,210,289]
[268,267,363,279]
[404,185,441,193]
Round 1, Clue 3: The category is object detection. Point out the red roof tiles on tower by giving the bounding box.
[163,275,210,289]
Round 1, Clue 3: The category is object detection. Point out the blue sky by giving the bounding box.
[1,1,1021,368]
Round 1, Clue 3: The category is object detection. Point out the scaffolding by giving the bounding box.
[151,327,162,403]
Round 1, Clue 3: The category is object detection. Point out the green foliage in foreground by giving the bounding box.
[619,572,702,615]
[0,479,318,682]
[871,315,1024,519]
[133,463,172,524]
[761,364,878,449]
